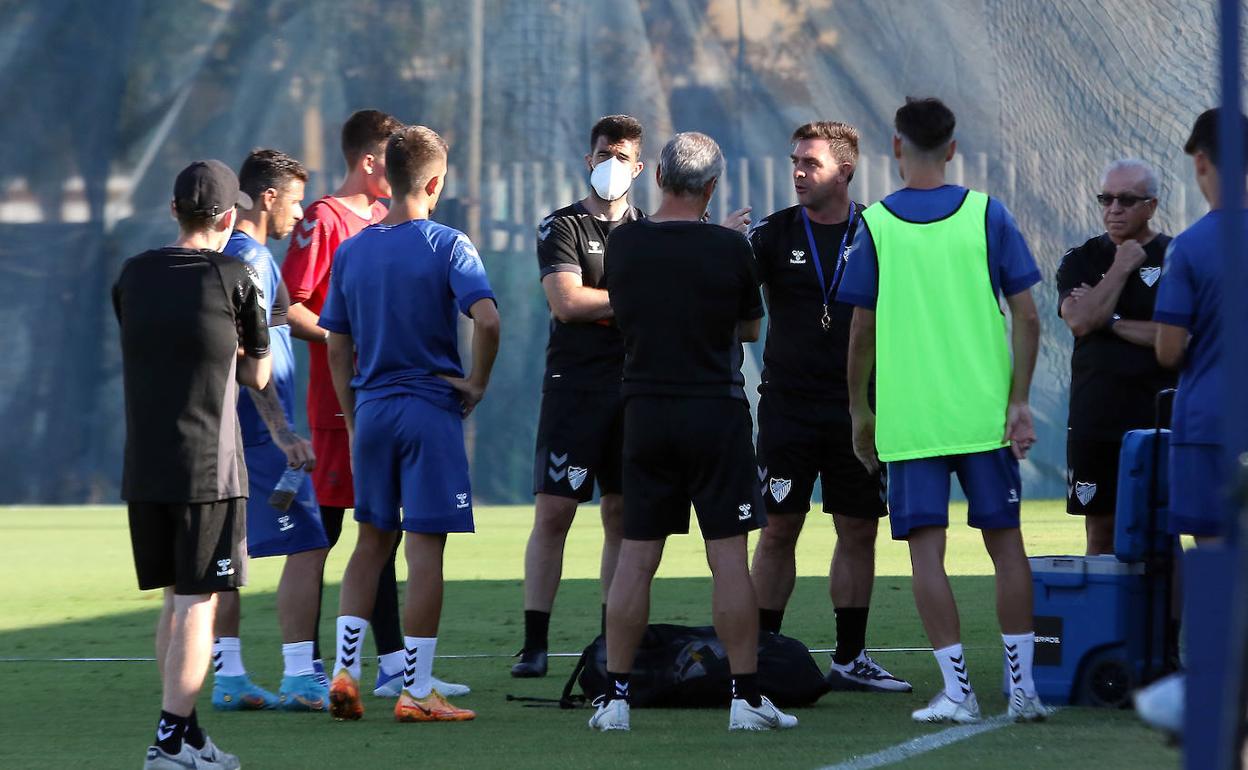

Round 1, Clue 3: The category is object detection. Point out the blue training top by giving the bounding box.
[836,185,1041,309]
[319,219,495,415]
[1153,209,1240,446]
[223,230,296,446]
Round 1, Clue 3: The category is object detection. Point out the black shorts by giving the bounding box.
[622,396,766,541]
[128,498,247,594]
[755,391,887,518]
[1066,439,1121,516]
[532,389,624,502]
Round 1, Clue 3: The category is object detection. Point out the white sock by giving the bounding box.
[379,650,405,676]
[213,637,245,678]
[933,643,970,702]
[1002,632,1037,697]
[402,637,438,699]
[333,616,369,680]
[282,641,315,677]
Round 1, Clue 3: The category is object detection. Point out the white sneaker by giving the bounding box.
[1007,688,1052,722]
[430,675,470,698]
[143,745,208,769]
[1134,673,1184,735]
[373,668,470,698]
[728,696,799,731]
[588,697,631,731]
[195,735,240,770]
[826,651,913,693]
[911,690,982,724]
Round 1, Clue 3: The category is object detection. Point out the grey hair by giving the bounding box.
[1100,158,1159,198]
[658,132,724,195]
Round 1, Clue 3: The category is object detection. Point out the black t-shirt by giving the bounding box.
[537,201,643,392]
[750,204,863,401]
[604,219,765,401]
[1056,233,1177,440]
[113,247,270,503]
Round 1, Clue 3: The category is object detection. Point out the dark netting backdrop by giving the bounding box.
[0,0,1224,503]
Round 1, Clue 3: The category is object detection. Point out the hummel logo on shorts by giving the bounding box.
[215,558,233,577]
[738,503,752,521]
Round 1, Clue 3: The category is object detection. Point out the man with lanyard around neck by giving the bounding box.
[1056,158,1175,555]
[839,97,1050,724]
[748,121,911,694]
[514,115,752,677]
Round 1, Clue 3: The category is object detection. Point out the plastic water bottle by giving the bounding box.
[269,467,305,512]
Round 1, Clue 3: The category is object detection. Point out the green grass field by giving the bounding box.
[0,503,1179,769]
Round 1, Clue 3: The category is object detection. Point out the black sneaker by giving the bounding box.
[510,648,548,678]
[826,651,913,693]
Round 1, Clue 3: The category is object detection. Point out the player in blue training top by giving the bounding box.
[320,125,500,723]
[213,149,333,713]
[837,98,1047,725]
[1136,107,1248,737]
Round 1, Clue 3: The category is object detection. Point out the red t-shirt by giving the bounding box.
[282,195,388,429]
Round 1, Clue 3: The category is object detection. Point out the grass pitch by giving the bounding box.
[0,503,1178,769]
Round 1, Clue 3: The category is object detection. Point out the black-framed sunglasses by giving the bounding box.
[1097,193,1153,207]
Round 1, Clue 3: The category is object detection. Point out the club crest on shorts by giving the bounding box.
[769,478,792,503]
[1139,266,1161,287]
[738,503,753,521]
[568,466,588,491]
[1074,481,1097,507]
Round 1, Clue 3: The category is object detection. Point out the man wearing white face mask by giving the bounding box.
[513,115,646,677]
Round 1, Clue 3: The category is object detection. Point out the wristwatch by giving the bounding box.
[1109,313,1122,329]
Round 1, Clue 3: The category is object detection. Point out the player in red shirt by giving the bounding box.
[283,109,468,698]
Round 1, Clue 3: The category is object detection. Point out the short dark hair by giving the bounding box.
[590,114,643,151]
[895,97,956,152]
[385,125,449,198]
[238,149,308,202]
[1184,108,1248,167]
[342,109,404,166]
[791,121,860,164]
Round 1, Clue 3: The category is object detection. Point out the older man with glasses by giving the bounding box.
[1056,158,1177,555]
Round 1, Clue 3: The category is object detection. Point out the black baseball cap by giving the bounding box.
[173,159,253,216]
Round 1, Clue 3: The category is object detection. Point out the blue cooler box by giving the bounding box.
[1013,555,1167,706]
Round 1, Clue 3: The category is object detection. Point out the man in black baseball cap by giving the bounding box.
[114,158,270,769]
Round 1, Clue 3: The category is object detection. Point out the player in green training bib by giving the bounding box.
[837,98,1051,725]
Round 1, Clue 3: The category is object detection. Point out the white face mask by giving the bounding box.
[590,156,635,202]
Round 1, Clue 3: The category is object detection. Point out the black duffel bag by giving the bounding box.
[559,624,830,708]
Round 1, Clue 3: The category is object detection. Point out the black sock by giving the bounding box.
[607,671,631,703]
[183,709,205,751]
[371,537,404,656]
[759,607,785,635]
[155,710,188,755]
[600,603,607,635]
[732,673,763,707]
[313,506,347,661]
[833,606,869,665]
[524,610,551,652]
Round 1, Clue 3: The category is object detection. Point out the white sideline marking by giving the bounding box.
[0,645,946,664]
[818,715,1014,770]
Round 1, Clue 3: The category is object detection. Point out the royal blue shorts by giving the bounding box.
[1168,443,1227,537]
[243,439,329,558]
[352,394,474,534]
[886,447,1022,540]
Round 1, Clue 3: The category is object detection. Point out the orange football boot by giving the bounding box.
[329,671,364,721]
[394,689,476,722]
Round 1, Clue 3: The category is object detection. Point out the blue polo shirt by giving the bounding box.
[1153,210,1239,446]
[223,230,296,446]
[319,219,495,415]
[836,185,1041,308]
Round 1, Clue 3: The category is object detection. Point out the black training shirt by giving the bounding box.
[1056,233,1177,440]
[113,247,270,503]
[750,204,863,401]
[537,201,643,392]
[604,219,764,402]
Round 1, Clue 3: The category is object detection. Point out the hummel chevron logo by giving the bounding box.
[156,720,177,742]
[548,452,569,482]
[757,466,768,481]
[549,452,568,467]
[213,651,223,672]
[294,218,316,249]
[549,467,567,482]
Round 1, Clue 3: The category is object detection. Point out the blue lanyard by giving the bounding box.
[800,203,857,331]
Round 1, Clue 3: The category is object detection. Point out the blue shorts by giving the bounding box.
[886,447,1022,540]
[353,394,474,534]
[243,440,330,558]
[1168,443,1227,537]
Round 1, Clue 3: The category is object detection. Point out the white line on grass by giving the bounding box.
[818,715,1016,770]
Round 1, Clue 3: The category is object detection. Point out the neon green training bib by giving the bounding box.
[861,189,1011,462]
